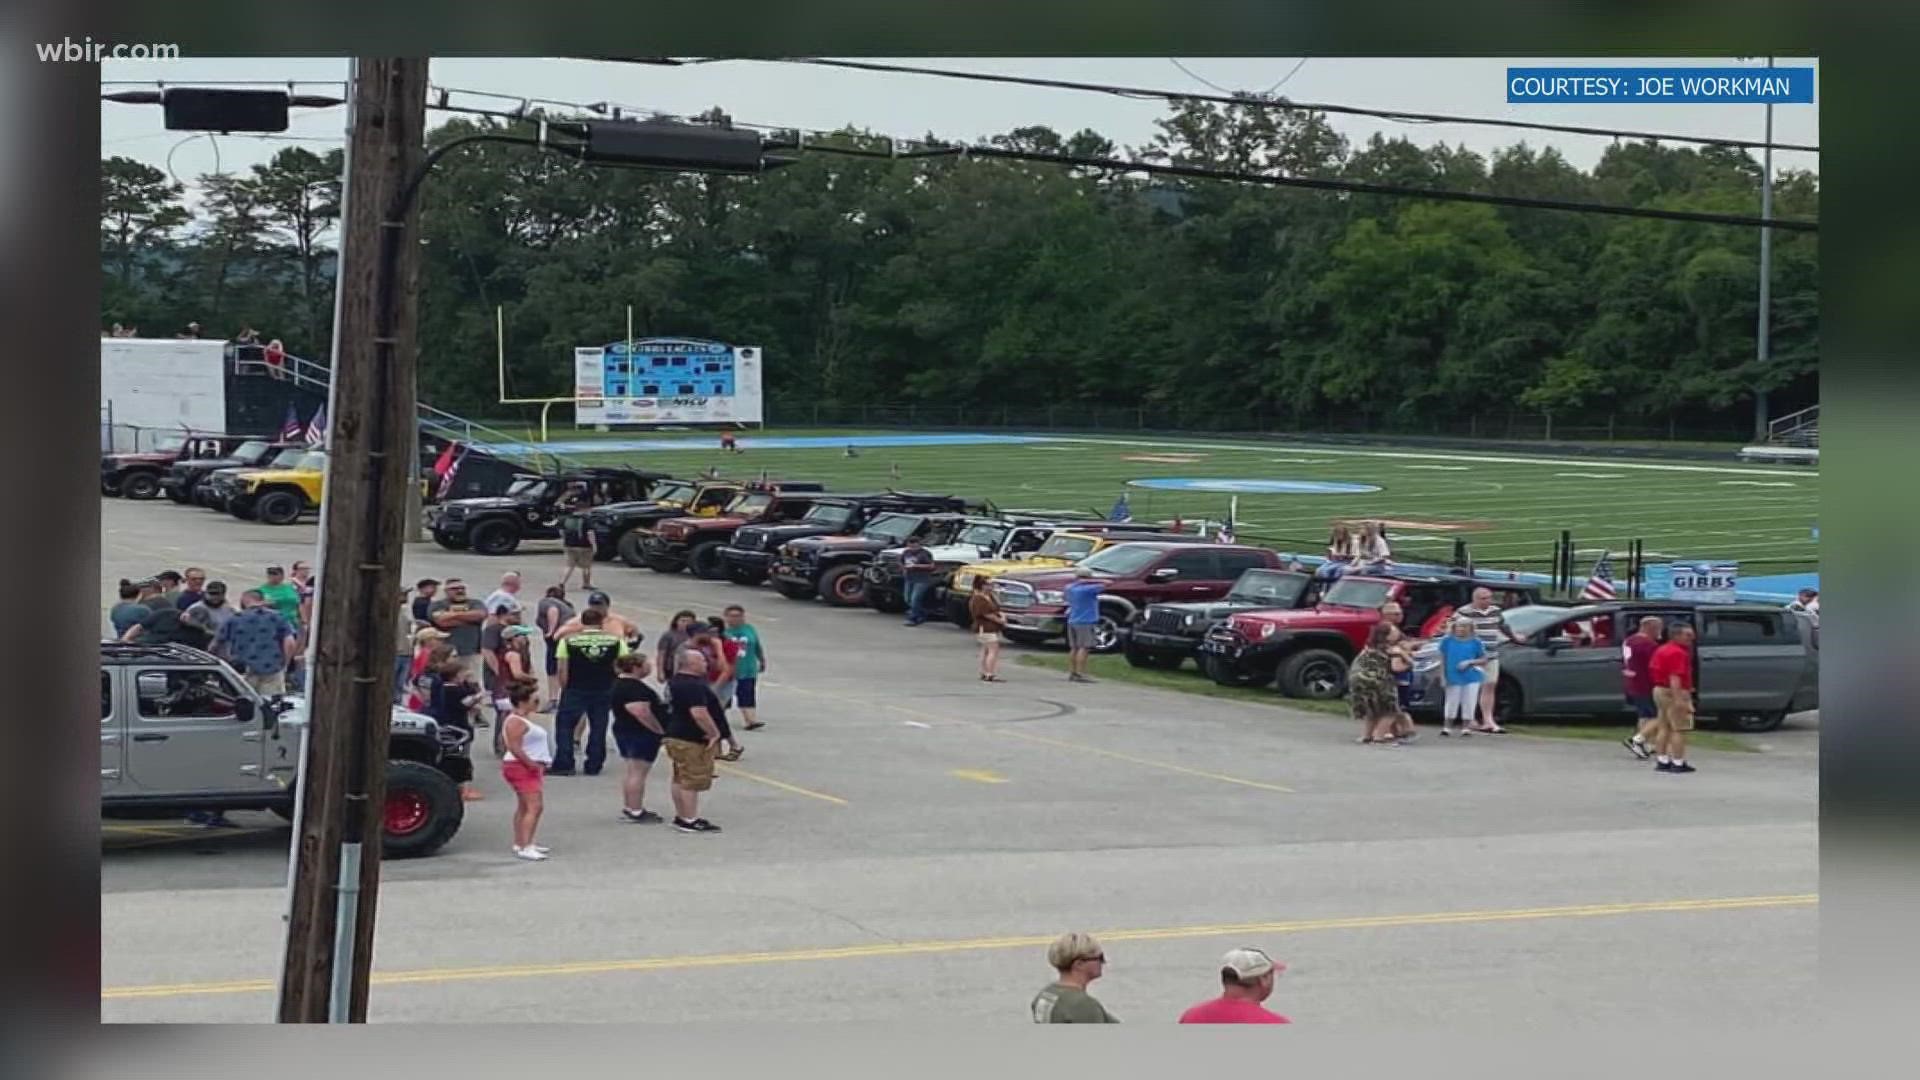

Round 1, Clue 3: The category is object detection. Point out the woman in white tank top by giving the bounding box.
[500,681,552,860]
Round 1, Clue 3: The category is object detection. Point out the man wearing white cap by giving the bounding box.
[1177,947,1290,1024]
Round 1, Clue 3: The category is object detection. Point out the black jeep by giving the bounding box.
[1124,568,1317,669]
[768,510,974,607]
[722,493,968,587]
[428,467,672,556]
[637,482,830,578]
[162,439,303,504]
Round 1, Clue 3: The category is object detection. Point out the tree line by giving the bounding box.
[100,98,1817,440]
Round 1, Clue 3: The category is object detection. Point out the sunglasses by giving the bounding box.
[1081,954,1106,964]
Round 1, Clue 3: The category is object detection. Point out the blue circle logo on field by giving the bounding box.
[1127,478,1382,495]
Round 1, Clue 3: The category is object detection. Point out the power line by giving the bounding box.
[1264,58,1310,96]
[703,57,1818,156]
[794,137,1816,232]
[1167,58,1239,96]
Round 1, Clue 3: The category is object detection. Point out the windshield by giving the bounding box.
[152,435,188,453]
[731,493,773,516]
[1077,544,1163,576]
[862,514,920,543]
[1229,570,1309,604]
[1036,534,1098,560]
[232,440,269,459]
[803,503,855,527]
[267,448,307,468]
[956,522,1009,548]
[1322,578,1392,609]
[297,452,327,471]
[1501,605,1580,642]
[652,481,697,504]
[507,478,548,498]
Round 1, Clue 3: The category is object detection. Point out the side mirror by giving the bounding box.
[234,698,256,723]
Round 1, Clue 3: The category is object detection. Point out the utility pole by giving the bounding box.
[277,57,429,1023]
[1754,55,1775,442]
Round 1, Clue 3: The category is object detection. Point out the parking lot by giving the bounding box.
[100,496,1818,1023]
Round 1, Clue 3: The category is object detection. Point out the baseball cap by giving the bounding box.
[413,627,450,645]
[504,625,535,639]
[266,564,286,575]
[588,591,611,606]
[1221,948,1282,980]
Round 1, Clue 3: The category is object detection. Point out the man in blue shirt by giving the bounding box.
[215,589,299,695]
[1063,568,1105,684]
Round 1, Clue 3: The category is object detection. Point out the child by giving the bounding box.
[500,681,551,861]
[1438,618,1491,737]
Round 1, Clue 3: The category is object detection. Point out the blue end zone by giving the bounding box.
[477,433,1051,455]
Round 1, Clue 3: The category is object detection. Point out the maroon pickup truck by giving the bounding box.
[989,541,1284,653]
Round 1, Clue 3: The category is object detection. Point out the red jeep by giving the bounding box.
[1200,573,1542,699]
[990,542,1283,653]
[101,434,257,500]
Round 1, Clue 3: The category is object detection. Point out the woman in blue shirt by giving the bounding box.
[1437,618,1491,737]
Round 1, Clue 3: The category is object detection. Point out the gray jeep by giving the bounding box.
[100,641,469,858]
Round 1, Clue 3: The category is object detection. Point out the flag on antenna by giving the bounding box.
[1217,497,1237,544]
[1109,492,1132,523]
[304,405,327,448]
[1581,554,1618,601]
[279,403,302,442]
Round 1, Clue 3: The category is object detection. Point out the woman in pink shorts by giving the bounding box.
[499,682,552,861]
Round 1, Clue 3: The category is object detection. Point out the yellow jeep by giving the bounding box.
[942,527,1172,624]
[229,449,327,526]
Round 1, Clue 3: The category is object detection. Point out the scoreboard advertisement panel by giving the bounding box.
[574,338,764,425]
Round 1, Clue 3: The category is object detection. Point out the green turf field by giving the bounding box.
[525,429,1820,576]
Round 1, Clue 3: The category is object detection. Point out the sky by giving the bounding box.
[100,56,1820,196]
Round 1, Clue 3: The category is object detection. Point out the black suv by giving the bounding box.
[1124,568,1316,669]
[163,439,303,504]
[721,493,968,587]
[429,467,672,556]
[769,510,974,606]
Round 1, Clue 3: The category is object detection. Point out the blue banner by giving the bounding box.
[1507,67,1814,104]
[1643,562,1740,603]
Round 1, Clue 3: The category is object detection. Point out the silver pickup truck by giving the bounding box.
[1411,602,1819,732]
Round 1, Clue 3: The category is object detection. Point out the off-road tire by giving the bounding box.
[380,760,464,859]
[1277,649,1349,700]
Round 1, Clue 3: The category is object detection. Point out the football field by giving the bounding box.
[495,430,1821,579]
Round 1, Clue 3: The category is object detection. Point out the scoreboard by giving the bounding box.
[574,338,764,426]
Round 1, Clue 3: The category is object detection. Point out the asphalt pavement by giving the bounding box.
[99,497,1818,1023]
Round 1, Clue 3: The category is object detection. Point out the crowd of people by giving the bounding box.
[395,572,770,858]
[112,561,316,695]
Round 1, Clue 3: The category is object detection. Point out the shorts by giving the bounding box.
[1626,692,1657,720]
[543,641,560,676]
[1480,657,1501,684]
[1395,683,1413,711]
[663,737,717,792]
[501,759,546,794]
[1653,687,1694,732]
[245,671,288,695]
[733,677,758,709]
[614,725,662,763]
[976,630,1002,645]
[1066,624,1098,651]
[565,546,594,570]
[712,679,736,709]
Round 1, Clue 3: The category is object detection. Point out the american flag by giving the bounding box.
[1216,496,1237,545]
[1109,493,1132,522]
[279,403,303,441]
[304,404,328,448]
[1581,554,1617,601]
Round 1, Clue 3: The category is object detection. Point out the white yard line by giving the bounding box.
[1056,435,1819,478]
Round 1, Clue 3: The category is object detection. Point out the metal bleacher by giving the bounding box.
[228,347,575,471]
[1738,404,1819,464]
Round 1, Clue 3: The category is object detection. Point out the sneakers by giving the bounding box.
[1655,761,1675,772]
[513,846,549,861]
[1669,762,1697,774]
[672,817,722,834]
[547,767,576,777]
[1624,736,1651,760]
[1067,674,1094,684]
[621,808,663,824]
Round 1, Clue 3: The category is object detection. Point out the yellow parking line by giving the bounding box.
[715,762,847,805]
[950,769,1009,784]
[101,893,1817,1000]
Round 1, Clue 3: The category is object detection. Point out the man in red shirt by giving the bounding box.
[1648,623,1698,774]
[1620,615,1664,760]
[1177,947,1291,1024]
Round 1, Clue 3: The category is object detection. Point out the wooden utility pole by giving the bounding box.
[277,57,429,1023]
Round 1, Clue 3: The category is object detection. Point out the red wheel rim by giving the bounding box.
[836,576,861,601]
[385,790,431,836]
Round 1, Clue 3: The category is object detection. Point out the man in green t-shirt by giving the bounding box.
[721,604,769,731]
[1031,932,1119,1023]
[258,565,303,631]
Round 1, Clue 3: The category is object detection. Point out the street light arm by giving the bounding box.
[392,133,547,220]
